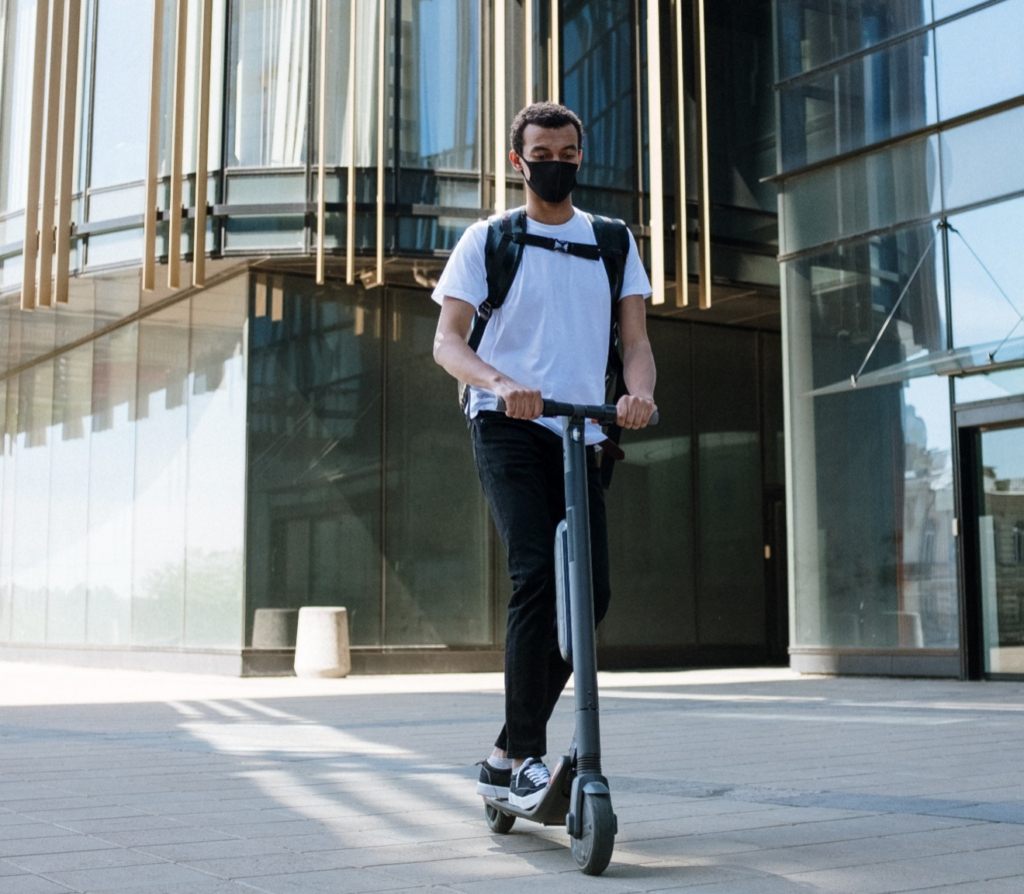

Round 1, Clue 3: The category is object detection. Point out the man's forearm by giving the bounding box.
[622,339,656,400]
[433,332,511,392]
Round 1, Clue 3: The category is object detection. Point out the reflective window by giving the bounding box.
[781,135,940,254]
[0,0,36,214]
[948,197,1024,369]
[784,222,958,650]
[246,275,384,647]
[384,289,490,645]
[940,104,1024,213]
[776,0,932,79]
[399,0,479,172]
[779,33,937,172]
[227,0,310,167]
[603,320,696,650]
[89,0,154,190]
[562,0,635,219]
[936,0,1024,121]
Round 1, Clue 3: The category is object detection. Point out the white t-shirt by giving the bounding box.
[432,208,652,444]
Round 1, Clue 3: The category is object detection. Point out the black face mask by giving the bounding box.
[520,159,578,204]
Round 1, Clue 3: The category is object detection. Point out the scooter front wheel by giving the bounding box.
[571,793,615,875]
[484,802,516,834]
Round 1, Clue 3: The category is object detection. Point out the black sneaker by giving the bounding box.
[476,759,512,798]
[508,758,551,810]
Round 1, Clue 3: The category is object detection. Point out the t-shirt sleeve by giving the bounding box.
[431,222,489,309]
[620,228,654,301]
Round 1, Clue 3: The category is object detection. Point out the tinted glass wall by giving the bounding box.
[777,0,1024,660]
[0,272,248,649]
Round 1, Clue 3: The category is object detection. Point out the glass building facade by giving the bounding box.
[9,0,1019,681]
[777,0,1024,677]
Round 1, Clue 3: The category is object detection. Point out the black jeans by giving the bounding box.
[470,411,611,759]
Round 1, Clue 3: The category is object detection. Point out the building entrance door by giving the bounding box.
[960,409,1024,678]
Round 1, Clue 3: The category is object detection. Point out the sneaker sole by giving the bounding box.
[508,787,547,810]
[477,782,510,798]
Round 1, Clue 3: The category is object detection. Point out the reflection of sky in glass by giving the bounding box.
[903,375,952,455]
[981,425,1024,481]
[415,0,478,165]
[949,196,1024,350]
[936,1,1024,121]
[89,0,153,189]
[0,0,36,213]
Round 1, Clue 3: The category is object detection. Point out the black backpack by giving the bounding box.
[461,205,631,486]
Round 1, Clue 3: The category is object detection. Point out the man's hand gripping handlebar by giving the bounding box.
[495,397,659,427]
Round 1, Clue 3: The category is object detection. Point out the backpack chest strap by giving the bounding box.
[511,230,623,262]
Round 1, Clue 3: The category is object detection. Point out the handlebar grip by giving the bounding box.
[494,398,658,426]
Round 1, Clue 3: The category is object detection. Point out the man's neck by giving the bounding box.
[523,193,575,226]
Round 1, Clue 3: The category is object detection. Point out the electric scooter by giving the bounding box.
[483,398,657,876]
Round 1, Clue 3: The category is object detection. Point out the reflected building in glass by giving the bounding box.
[2,0,1018,680]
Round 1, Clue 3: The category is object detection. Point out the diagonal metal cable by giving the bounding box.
[947,223,1024,363]
[853,229,937,385]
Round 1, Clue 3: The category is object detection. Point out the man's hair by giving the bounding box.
[510,102,585,156]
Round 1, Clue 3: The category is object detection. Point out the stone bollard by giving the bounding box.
[251,608,299,650]
[294,607,351,678]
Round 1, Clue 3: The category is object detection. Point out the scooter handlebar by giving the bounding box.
[493,397,659,427]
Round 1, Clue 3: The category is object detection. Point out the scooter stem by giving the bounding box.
[562,414,602,775]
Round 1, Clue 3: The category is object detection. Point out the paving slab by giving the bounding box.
[3,664,1024,893]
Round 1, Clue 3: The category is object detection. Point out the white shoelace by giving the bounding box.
[519,760,550,786]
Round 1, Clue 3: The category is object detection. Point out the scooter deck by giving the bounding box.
[483,754,573,827]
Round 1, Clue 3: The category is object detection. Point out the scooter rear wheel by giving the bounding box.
[484,803,516,834]
[571,793,615,875]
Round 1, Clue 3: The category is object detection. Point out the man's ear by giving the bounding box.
[509,149,523,173]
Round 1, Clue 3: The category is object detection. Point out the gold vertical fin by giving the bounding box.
[494,0,506,213]
[143,0,166,292]
[376,0,386,284]
[56,0,83,304]
[524,0,533,106]
[345,0,357,285]
[168,0,188,288]
[695,0,711,309]
[193,0,213,287]
[316,0,328,285]
[646,0,664,306]
[254,274,267,317]
[39,0,66,308]
[550,0,559,103]
[673,0,688,306]
[21,0,51,311]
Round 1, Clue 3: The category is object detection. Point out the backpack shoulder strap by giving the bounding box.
[587,213,630,303]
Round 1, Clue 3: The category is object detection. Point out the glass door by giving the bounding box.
[971,423,1024,675]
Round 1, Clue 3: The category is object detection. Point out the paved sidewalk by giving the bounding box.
[2,664,1024,894]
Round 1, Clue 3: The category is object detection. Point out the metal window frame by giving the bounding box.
[193,0,213,286]
[39,0,67,308]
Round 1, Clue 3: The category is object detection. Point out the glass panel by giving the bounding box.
[948,196,1024,351]
[784,222,958,649]
[399,0,479,172]
[0,375,11,641]
[227,0,311,167]
[935,0,1024,121]
[131,303,190,647]
[780,33,937,172]
[319,0,382,167]
[976,424,1024,674]
[940,105,1024,212]
[0,0,37,214]
[45,339,94,644]
[10,361,54,642]
[384,288,490,645]
[695,327,764,645]
[956,368,1024,405]
[776,0,932,80]
[781,135,940,255]
[562,0,635,220]
[86,323,139,644]
[602,319,695,650]
[246,275,383,647]
[89,0,154,191]
[184,280,248,647]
